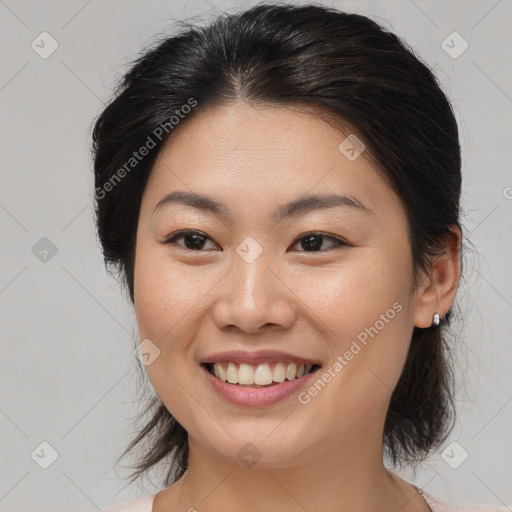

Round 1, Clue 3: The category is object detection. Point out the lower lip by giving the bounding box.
[201,364,319,407]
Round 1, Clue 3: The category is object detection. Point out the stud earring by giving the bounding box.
[432,313,440,327]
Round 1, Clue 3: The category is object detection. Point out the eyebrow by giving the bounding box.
[152,190,374,221]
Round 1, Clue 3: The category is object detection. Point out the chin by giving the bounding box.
[197,428,314,470]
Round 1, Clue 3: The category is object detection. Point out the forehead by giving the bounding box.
[144,102,401,220]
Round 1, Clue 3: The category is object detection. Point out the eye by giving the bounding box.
[288,232,349,252]
[161,230,349,253]
[162,230,218,251]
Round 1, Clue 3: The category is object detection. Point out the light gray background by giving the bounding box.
[1,0,511,510]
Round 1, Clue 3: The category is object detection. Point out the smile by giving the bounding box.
[200,360,322,407]
[204,361,320,387]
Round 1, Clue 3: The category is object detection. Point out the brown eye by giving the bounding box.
[162,230,348,252]
[163,230,218,251]
[289,232,348,252]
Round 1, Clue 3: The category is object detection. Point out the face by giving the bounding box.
[133,102,423,469]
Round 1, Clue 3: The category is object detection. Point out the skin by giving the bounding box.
[133,101,461,512]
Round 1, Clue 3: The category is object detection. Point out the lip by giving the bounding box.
[200,362,320,407]
[201,349,321,366]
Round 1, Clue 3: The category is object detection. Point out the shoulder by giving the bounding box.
[413,485,509,512]
[104,494,156,512]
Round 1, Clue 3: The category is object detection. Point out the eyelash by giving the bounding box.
[161,229,350,253]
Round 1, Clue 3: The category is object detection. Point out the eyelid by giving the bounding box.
[161,229,351,251]
[289,231,350,251]
[161,229,220,249]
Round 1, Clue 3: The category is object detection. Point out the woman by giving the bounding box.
[93,3,507,511]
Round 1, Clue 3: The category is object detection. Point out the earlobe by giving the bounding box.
[412,226,462,329]
[412,273,439,328]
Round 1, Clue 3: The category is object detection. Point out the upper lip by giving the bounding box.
[201,350,322,366]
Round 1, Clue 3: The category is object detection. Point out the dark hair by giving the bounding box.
[91,2,462,489]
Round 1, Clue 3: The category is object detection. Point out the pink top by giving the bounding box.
[104,485,509,511]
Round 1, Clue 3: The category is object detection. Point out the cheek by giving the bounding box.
[291,247,414,392]
[292,248,411,333]
[132,249,211,427]
[133,245,213,342]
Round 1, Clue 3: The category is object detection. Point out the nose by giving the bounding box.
[211,251,297,334]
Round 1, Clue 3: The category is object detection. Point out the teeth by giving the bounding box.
[285,363,297,380]
[254,364,273,385]
[273,362,286,382]
[238,363,254,384]
[211,362,314,385]
[226,362,238,384]
[217,363,227,382]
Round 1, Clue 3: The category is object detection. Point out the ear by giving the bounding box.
[412,225,462,328]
